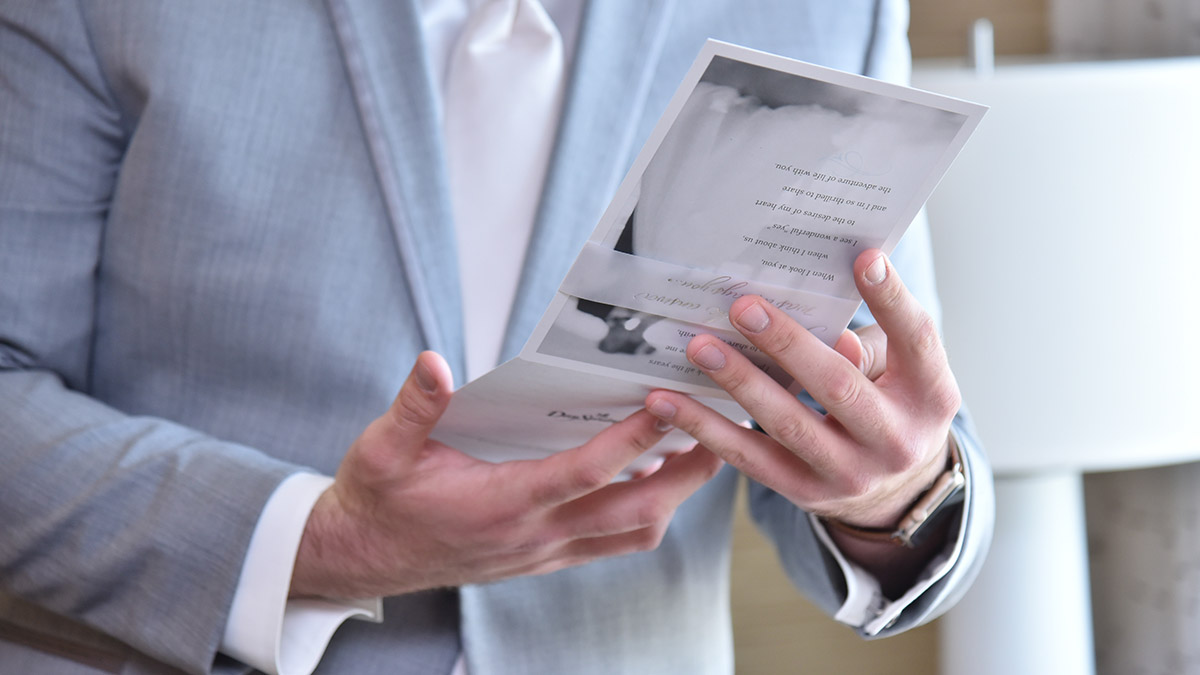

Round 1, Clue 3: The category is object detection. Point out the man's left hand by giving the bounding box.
[645,248,959,543]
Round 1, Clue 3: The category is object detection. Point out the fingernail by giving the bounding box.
[735,302,770,334]
[414,360,438,393]
[692,343,726,371]
[865,255,888,285]
[648,398,676,424]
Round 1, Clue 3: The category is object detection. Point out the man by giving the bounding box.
[0,1,993,673]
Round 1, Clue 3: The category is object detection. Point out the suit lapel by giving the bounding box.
[325,0,466,380]
[499,0,680,361]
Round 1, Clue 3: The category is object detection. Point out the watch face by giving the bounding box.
[901,465,966,547]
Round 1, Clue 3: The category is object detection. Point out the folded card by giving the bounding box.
[431,40,986,476]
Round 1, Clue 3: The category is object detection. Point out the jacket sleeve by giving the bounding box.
[746,212,996,637]
[0,3,303,672]
[746,0,995,637]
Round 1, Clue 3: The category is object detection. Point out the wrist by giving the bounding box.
[823,434,964,548]
[223,472,338,671]
[290,486,370,599]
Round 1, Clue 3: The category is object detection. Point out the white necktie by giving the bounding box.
[444,0,565,381]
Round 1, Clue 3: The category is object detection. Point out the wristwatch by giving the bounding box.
[822,438,966,548]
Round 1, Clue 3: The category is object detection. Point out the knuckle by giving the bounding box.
[769,412,816,451]
[717,443,758,478]
[885,440,924,473]
[822,367,863,409]
[872,425,925,474]
[838,470,874,499]
[762,326,799,357]
[568,460,613,495]
[929,379,963,419]
[909,315,944,360]
[634,499,673,529]
[877,424,910,455]
[349,428,396,476]
[523,463,571,508]
[476,520,522,554]
[528,472,583,508]
[487,503,532,533]
[581,507,633,539]
[717,362,756,394]
[628,426,662,454]
[528,481,566,509]
[529,557,573,577]
[632,524,668,552]
[509,530,555,557]
[556,555,592,573]
[526,457,611,509]
[877,277,908,312]
[388,391,437,431]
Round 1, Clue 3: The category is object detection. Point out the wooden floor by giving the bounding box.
[729,478,940,675]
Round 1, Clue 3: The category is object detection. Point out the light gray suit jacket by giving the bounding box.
[0,0,993,673]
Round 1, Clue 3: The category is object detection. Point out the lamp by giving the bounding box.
[912,54,1200,674]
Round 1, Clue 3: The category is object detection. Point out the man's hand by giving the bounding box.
[289,351,723,600]
[644,250,960,590]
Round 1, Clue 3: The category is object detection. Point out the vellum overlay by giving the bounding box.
[431,40,986,476]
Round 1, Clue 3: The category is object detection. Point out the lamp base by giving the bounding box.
[939,472,1095,675]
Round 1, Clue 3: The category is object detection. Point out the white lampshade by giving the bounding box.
[912,58,1200,474]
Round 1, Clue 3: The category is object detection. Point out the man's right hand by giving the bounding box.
[288,351,723,599]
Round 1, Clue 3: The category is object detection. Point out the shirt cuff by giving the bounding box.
[811,430,970,636]
[220,472,383,675]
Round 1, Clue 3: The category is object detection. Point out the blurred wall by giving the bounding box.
[909,0,1048,57]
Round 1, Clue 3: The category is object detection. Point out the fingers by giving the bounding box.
[698,300,891,449]
[527,409,674,508]
[496,448,724,578]
[641,251,961,527]
[498,524,678,580]
[646,390,822,498]
[553,445,723,540]
[853,323,888,380]
[466,443,722,582]
[853,250,961,423]
[697,251,957,445]
[834,324,888,381]
[377,351,455,450]
[853,250,950,386]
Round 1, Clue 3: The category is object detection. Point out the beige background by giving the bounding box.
[728,2,1047,672]
[908,0,1048,58]
[730,479,939,674]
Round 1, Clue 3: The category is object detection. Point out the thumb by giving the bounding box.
[379,351,455,450]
